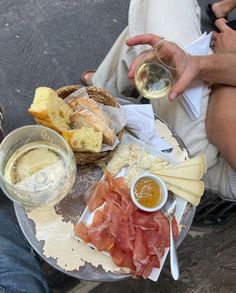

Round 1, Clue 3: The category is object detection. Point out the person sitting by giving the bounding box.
[0,109,49,293]
[81,0,236,203]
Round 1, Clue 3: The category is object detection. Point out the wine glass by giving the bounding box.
[134,39,189,103]
[0,125,77,210]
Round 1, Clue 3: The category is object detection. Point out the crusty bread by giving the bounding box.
[62,126,103,153]
[68,97,111,126]
[71,109,115,146]
[28,87,73,133]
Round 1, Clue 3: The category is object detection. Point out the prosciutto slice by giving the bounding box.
[88,227,114,251]
[74,172,179,278]
[74,222,90,243]
[111,245,135,271]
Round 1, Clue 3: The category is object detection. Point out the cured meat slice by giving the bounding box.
[88,227,114,251]
[91,209,106,227]
[152,211,179,247]
[104,200,122,237]
[108,176,130,203]
[133,228,149,275]
[87,180,109,212]
[74,222,90,243]
[87,173,130,212]
[142,255,160,279]
[111,245,135,270]
[152,211,171,247]
[109,176,130,195]
[76,173,180,279]
[104,200,121,219]
[125,201,137,216]
[144,230,165,258]
[116,217,134,253]
[131,210,158,230]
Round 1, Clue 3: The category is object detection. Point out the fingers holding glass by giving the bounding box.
[134,40,189,100]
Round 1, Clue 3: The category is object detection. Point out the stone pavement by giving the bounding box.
[1,0,236,292]
[0,0,129,135]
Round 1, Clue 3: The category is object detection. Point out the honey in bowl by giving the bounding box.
[130,174,168,212]
[134,177,161,208]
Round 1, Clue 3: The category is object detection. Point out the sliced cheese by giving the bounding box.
[150,154,207,180]
[172,154,207,173]
[164,182,201,206]
[152,164,205,180]
[158,175,204,197]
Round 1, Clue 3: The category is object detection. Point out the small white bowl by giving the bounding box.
[130,173,168,212]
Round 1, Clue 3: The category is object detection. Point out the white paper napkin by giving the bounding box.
[121,104,171,151]
[180,32,213,120]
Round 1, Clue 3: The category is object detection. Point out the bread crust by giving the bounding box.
[71,109,115,146]
[33,117,70,133]
[28,87,72,133]
[68,97,111,126]
[28,87,118,153]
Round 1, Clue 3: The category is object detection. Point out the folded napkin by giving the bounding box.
[122,104,171,151]
[181,32,213,120]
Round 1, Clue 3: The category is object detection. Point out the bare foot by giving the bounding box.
[83,71,95,82]
[81,70,96,85]
[212,0,236,18]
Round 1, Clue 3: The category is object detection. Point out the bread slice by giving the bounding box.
[68,97,111,126]
[71,109,115,146]
[62,126,103,153]
[28,87,73,133]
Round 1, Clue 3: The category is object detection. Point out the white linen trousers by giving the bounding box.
[92,0,236,200]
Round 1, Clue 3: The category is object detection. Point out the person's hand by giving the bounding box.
[167,55,200,100]
[126,34,200,101]
[126,34,163,80]
[212,18,236,53]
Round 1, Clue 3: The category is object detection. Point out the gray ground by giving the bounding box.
[1,0,236,292]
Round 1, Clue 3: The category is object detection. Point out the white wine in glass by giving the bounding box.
[135,62,172,99]
[0,125,77,209]
[134,40,188,101]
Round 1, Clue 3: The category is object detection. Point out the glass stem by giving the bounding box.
[136,95,143,104]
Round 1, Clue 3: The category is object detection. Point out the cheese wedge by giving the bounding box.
[150,154,206,179]
[152,164,205,180]
[171,154,207,173]
[164,183,201,206]
[158,174,204,197]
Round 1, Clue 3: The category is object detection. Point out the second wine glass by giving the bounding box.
[134,39,189,102]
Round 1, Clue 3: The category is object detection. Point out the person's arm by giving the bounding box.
[198,54,236,85]
[126,25,236,101]
[169,53,236,100]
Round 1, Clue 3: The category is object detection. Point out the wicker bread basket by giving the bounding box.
[56,85,123,165]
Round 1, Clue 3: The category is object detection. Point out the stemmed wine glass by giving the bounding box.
[0,125,77,210]
[134,39,189,103]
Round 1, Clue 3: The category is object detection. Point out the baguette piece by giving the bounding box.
[68,97,111,126]
[28,87,73,133]
[62,126,103,153]
[71,109,115,146]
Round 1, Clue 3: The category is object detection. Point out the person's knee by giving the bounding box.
[206,108,236,171]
